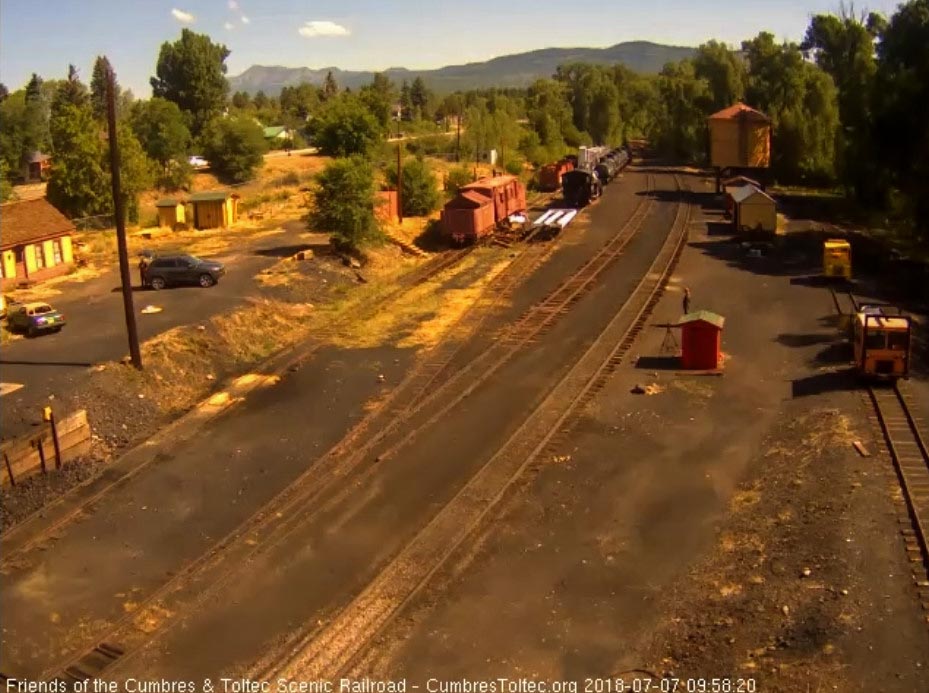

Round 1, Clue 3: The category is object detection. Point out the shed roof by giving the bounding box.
[447,190,492,208]
[263,126,288,138]
[461,175,517,190]
[708,102,771,123]
[189,191,237,203]
[155,198,184,207]
[722,175,760,188]
[677,310,725,329]
[0,198,75,250]
[24,151,51,164]
[730,184,774,204]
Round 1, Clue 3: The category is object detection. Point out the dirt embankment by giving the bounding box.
[641,403,929,692]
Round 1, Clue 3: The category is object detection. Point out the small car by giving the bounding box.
[188,155,209,169]
[144,254,226,290]
[7,302,66,336]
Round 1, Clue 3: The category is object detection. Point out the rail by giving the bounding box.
[870,385,929,576]
[25,172,665,685]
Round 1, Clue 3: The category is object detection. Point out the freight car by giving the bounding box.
[538,158,575,192]
[441,175,527,244]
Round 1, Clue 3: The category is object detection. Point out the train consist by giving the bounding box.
[441,175,527,244]
[562,145,630,207]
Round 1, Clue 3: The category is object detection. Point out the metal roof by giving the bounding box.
[0,198,75,250]
[188,191,236,202]
[708,102,771,123]
[263,126,287,138]
[677,311,725,329]
[461,175,518,190]
[730,184,774,204]
[155,198,184,207]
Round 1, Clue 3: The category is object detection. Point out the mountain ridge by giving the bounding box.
[229,41,696,95]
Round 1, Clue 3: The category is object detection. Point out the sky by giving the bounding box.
[0,0,904,96]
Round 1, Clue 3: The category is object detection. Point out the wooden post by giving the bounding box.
[4,452,15,487]
[36,438,47,475]
[50,411,62,470]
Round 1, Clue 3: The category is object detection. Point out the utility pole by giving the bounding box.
[105,63,142,369]
[396,108,403,225]
[456,109,461,163]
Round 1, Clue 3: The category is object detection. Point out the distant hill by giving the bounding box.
[229,41,696,96]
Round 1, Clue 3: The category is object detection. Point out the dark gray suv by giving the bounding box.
[144,254,226,290]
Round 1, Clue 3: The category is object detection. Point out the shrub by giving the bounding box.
[445,165,473,194]
[386,157,441,217]
[201,115,267,183]
[309,156,383,248]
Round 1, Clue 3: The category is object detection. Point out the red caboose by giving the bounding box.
[442,175,527,244]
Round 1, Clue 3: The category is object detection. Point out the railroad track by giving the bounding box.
[250,175,691,681]
[18,172,661,685]
[870,384,929,605]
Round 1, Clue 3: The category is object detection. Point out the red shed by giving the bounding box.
[677,311,725,370]
[441,190,496,243]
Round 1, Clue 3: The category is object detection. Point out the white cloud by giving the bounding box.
[228,0,239,9]
[171,8,195,23]
[240,15,250,24]
[224,21,235,30]
[298,20,350,37]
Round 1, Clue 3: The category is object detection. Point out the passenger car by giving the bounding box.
[144,255,226,290]
[7,302,66,336]
[188,155,209,169]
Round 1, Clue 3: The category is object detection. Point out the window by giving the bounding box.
[53,240,62,264]
[34,244,45,269]
[864,332,886,350]
[887,332,909,351]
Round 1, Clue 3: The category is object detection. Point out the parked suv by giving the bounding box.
[144,255,226,290]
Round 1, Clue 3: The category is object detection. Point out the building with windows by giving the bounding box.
[1,198,76,287]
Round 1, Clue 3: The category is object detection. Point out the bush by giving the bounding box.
[445,165,473,194]
[158,159,192,191]
[386,157,441,217]
[201,115,267,183]
[310,156,383,248]
[503,157,524,176]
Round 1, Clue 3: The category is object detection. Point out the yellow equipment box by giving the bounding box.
[823,239,852,280]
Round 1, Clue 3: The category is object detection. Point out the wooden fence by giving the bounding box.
[1,410,91,487]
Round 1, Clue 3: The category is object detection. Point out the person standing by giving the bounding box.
[138,256,149,289]
[682,287,691,315]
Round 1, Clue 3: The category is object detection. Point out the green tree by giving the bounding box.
[0,83,8,102]
[53,65,88,114]
[742,32,840,182]
[46,102,109,217]
[0,160,13,202]
[587,79,620,145]
[279,83,319,120]
[90,56,114,120]
[310,156,381,248]
[201,114,266,183]
[804,10,885,199]
[692,41,746,112]
[387,157,440,216]
[873,0,929,236]
[322,71,339,101]
[231,90,252,110]
[130,97,192,188]
[650,60,711,162]
[359,73,395,130]
[112,122,156,222]
[253,90,269,110]
[151,29,230,136]
[445,165,473,194]
[410,77,430,120]
[399,80,412,120]
[309,94,382,156]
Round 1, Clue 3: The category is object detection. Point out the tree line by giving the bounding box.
[1,1,926,247]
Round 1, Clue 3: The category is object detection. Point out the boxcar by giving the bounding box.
[442,175,527,244]
[539,159,574,192]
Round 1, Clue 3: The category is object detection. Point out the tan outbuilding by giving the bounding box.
[154,198,187,229]
[188,191,240,230]
[731,184,776,234]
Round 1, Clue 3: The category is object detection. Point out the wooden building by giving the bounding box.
[21,151,52,182]
[375,190,399,223]
[188,191,240,230]
[678,311,725,370]
[708,103,771,193]
[1,199,75,287]
[155,198,187,229]
[731,185,777,234]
